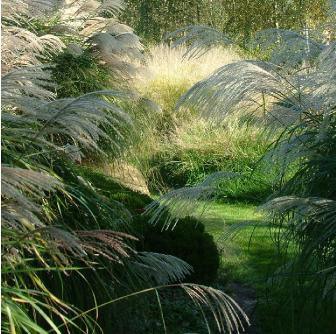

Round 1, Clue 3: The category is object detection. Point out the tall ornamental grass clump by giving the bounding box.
[1,1,249,333]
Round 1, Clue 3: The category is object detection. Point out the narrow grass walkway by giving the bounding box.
[195,202,284,290]
[194,202,288,333]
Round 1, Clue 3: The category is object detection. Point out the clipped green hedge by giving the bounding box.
[134,215,220,284]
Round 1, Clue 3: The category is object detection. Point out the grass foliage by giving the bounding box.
[2,1,335,333]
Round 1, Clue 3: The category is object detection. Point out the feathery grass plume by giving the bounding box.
[165,25,233,59]
[254,28,325,67]
[171,24,334,121]
[88,29,143,79]
[2,66,56,102]
[22,91,132,154]
[261,197,336,252]
[179,284,249,333]
[1,27,65,73]
[1,168,136,268]
[3,0,141,82]
[2,72,133,159]
[57,0,124,23]
[145,172,238,230]
[130,252,193,284]
[1,45,133,157]
[75,230,137,263]
[1,0,58,20]
[260,44,336,182]
[178,43,336,124]
[53,0,143,79]
[177,60,298,122]
[57,0,127,39]
[1,167,61,230]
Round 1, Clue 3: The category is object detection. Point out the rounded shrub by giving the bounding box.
[134,215,220,285]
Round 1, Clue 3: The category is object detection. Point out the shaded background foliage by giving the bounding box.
[122,0,329,43]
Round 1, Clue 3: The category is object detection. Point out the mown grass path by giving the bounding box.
[195,202,284,286]
[195,202,287,333]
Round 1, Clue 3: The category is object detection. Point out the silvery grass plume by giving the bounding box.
[179,284,249,333]
[259,44,336,181]
[1,0,58,19]
[2,0,142,80]
[253,28,325,67]
[55,0,143,78]
[145,172,238,229]
[2,0,125,22]
[1,1,134,158]
[57,0,124,22]
[165,25,233,59]
[177,42,336,126]
[1,166,137,267]
[1,28,65,73]
[1,167,62,231]
[130,252,193,285]
[166,24,331,68]
[2,66,133,159]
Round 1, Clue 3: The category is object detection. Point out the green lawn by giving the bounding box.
[195,202,285,289]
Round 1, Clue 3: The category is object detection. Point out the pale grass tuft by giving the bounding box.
[133,44,241,102]
[132,252,193,284]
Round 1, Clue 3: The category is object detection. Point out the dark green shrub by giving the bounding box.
[52,50,112,98]
[134,215,220,284]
